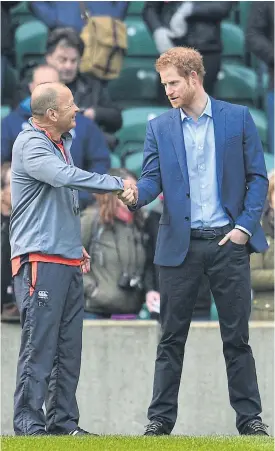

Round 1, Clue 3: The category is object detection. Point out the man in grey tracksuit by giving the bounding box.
[10,82,134,436]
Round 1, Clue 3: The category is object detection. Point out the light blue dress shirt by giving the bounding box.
[180,97,251,236]
[181,97,229,229]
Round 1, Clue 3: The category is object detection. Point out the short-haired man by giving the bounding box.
[120,47,269,436]
[11,81,134,436]
[2,64,111,211]
[19,28,122,150]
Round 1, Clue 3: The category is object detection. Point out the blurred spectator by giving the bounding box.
[29,1,129,33]
[81,168,150,319]
[246,2,274,154]
[144,195,212,320]
[1,64,111,211]
[250,171,274,321]
[29,2,129,84]
[17,28,123,150]
[1,164,20,322]
[1,1,19,102]
[143,1,233,100]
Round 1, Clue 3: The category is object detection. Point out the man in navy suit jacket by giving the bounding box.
[120,47,269,436]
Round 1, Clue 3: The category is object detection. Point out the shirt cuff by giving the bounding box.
[235,225,252,237]
[131,197,138,207]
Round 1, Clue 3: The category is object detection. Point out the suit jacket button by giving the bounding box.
[186,193,190,198]
[185,216,189,221]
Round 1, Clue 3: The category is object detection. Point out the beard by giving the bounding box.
[179,86,196,108]
[169,84,196,109]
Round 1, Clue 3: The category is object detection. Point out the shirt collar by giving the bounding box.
[28,118,73,142]
[180,95,212,122]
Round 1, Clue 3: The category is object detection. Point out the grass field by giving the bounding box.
[1,436,274,451]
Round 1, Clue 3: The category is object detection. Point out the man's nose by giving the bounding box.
[166,86,174,97]
[74,104,80,113]
[64,60,73,70]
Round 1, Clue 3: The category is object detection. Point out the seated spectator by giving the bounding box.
[1,164,20,322]
[144,195,212,320]
[1,64,111,211]
[17,27,122,150]
[250,171,274,321]
[29,1,129,33]
[81,168,151,319]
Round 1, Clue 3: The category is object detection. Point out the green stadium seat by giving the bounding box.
[221,21,244,61]
[123,151,144,177]
[115,106,168,158]
[11,1,34,27]
[15,20,48,71]
[249,107,268,148]
[125,17,157,57]
[214,62,257,106]
[109,58,159,107]
[137,303,151,319]
[228,2,239,24]
[11,1,31,16]
[2,64,18,105]
[227,2,251,29]
[127,1,145,15]
[210,295,218,321]
[110,153,121,168]
[239,1,251,30]
[1,106,11,119]
[264,153,274,173]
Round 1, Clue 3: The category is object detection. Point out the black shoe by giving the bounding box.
[241,420,269,436]
[144,420,169,436]
[31,430,48,436]
[69,427,99,436]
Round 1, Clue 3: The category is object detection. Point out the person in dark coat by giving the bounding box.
[143,1,233,99]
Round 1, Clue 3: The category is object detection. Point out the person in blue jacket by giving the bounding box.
[29,1,129,32]
[1,64,111,211]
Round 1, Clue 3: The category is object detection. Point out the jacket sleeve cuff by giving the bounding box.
[235,225,252,237]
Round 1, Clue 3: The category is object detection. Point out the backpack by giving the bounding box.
[79,2,127,81]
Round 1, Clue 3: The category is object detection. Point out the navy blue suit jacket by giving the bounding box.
[131,98,269,266]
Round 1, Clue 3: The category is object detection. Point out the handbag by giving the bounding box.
[79,1,127,81]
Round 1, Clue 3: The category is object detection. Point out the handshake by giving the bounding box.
[116,179,138,206]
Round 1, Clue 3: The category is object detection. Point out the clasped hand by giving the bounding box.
[117,179,138,206]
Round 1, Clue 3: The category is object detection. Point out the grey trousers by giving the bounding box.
[13,262,84,435]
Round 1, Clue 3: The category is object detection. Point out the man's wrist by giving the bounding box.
[131,197,138,207]
[235,225,252,237]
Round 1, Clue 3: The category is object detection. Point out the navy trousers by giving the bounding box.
[13,262,84,435]
[148,236,262,433]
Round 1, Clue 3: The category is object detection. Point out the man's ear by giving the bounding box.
[46,108,58,123]
[190,70,198,84]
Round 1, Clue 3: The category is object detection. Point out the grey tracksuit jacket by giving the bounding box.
[10,119,124,259]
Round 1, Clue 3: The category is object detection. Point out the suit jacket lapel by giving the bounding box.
[169,109,190,188]
[211,97,226,192]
